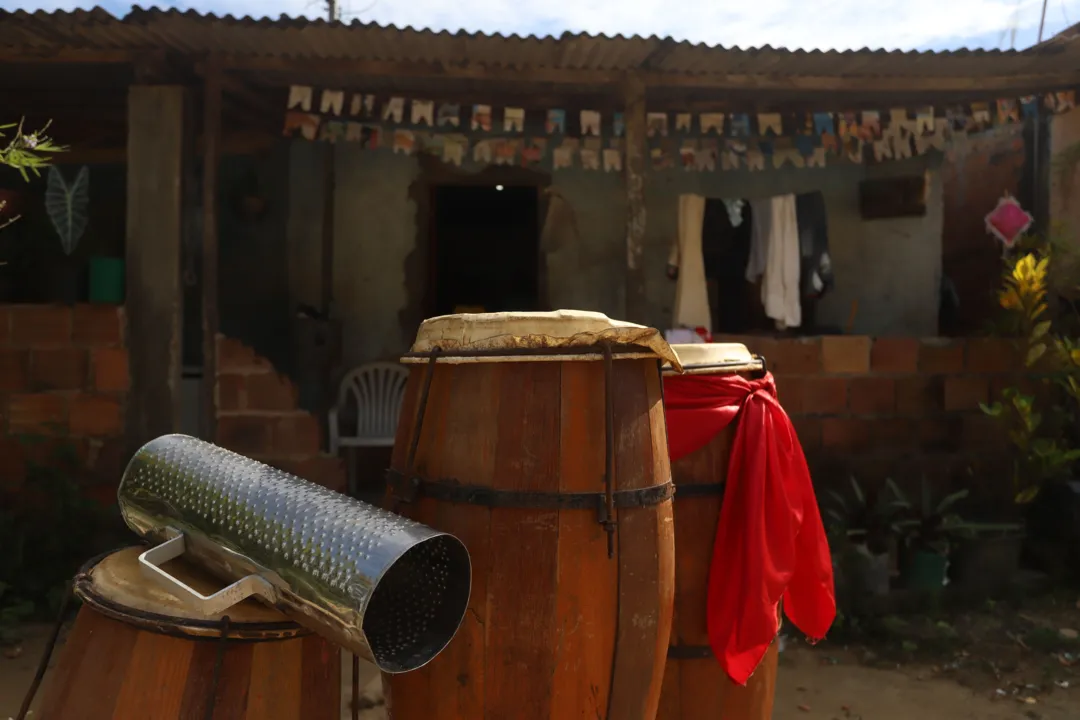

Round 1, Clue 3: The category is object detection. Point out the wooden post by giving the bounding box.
[125,86,185,452]
[201,57,223,442]
[623,73,648,325]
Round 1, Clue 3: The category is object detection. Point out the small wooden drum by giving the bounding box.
[38,547,340,720]
[657,343,780,720]
[383,311,678,720]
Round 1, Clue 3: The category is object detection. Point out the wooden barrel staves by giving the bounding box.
[38,547,340,720]
[381,311,679,720]
[657,343,780,720]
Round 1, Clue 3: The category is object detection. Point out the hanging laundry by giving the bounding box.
[723,199,745,228]
[795,192,833,301]
[752,196,801,329]
[745,198,771,285]
[672,194,712,331]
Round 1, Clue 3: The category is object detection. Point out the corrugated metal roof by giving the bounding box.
[2,6,1079,79]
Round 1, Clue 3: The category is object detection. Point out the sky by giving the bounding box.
[3,0,1080,52]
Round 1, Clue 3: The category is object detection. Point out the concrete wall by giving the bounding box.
[287,142,944,367]
[1051,106,1080,246]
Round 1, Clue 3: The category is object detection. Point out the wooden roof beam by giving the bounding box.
[221,54,1080,95]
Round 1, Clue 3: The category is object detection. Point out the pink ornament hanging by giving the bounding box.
[985,193,1033,249]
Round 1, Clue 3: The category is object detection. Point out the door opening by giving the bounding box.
[430,184,540,316]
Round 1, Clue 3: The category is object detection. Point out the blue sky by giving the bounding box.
[4,0,1078,52]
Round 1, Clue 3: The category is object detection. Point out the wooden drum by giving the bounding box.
[382,311,679,720]
[657,343,779,720]
[38,547,340,720]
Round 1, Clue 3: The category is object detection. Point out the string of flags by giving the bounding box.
[282,84,1077,172]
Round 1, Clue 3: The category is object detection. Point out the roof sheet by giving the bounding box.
[2,6,1079,80]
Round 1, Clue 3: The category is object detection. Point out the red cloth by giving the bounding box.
[664,371,836,686]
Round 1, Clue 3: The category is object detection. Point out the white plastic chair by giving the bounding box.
[328,362,410,453]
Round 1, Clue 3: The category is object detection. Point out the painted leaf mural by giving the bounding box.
[44,165,90,256]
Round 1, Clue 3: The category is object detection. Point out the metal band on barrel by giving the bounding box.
[667,644,715,660]
[385,469,674,510]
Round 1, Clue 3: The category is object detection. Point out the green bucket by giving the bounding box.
[89,256,124,304]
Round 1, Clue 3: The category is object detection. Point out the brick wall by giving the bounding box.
[718,334,1019,498]
[0,304,128,496]
[215,335,346,492]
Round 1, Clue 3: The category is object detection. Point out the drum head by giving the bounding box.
[664,343,762,375]
[75,547,307,640]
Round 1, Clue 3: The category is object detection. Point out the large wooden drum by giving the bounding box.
[38,547,340,720]
[382,311,679,720]
[657,343,780,720]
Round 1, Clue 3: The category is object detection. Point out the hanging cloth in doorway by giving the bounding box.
[663,371,836,687]
[671,194,712,330]
[747,195,801,329]
[539,189,580,310]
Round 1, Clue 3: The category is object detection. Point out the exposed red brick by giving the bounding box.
[771,338,822,375]
[802,377,848,414]
[821,336,872,374]
[895,376,945,416]
[0,306,9,346]
[790,416,822,454]
[919,340,965,374]
[217,416,273,455]
[943,376,989,412]
[273,413,322,456]
[274,455,347,493]
[870,337,919,373]
[849,377,896,415]
[774,376,805,414]
[246,371,299,412]
[10,305,72,347]
[31,348,88,391]
[0,349,28,392]
[217,373,246,411]
[870,418,917,450]
[961,413,1005,449]
[7,394,67,433]
[821,417,870,452]
[217,336,256,370]
[72,305,123,346]
[0,435,26,492]
[86,438,127,482]
[965,338,1019,373]
[69,394,123,437]
[93,347,130,392]
[917,417,963,453]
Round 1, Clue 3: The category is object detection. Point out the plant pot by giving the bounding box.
[849,544,891,596]
[45,257,86,306]
[903,550,950,592]
[950,534,1024,595]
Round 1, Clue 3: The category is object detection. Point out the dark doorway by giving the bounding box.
[430,185,540,316]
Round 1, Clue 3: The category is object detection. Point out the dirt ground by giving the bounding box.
[3,594,1080,720]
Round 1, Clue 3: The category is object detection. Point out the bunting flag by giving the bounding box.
[280,87,1077,172]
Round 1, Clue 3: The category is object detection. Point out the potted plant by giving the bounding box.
[890,478,971,592]
[42,165,89,305]
[824,477,903,596]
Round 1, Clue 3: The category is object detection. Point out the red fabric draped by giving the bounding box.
[663,371,836,686]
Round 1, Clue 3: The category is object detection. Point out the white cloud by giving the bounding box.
[5,0,1079,50]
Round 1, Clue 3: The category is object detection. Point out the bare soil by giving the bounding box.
[3,594,1079,720]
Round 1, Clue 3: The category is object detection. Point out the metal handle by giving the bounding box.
[138,534,276,617]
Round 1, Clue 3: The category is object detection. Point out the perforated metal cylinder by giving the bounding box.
[117,434,472,673]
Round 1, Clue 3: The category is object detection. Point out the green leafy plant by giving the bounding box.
[0,119,65,179]
[890,478,971,555]
[825,476,906,555]
[0,434,125,637]
[44,165,90,255]
[981,239,1080,503]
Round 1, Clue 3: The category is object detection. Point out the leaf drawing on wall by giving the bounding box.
[44,165,90,256]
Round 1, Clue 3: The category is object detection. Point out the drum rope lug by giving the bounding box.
[204,615,232,720]
[389,349,440,509]
[601,342,617,559]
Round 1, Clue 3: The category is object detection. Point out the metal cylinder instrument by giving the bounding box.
[117,434,472,674]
